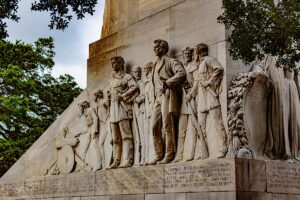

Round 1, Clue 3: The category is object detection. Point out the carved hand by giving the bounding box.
[185,94,192,102]
[104,99,110,107]
[200,80,211,88]
[116,94,124,102]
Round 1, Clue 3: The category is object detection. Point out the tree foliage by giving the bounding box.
[0,38,82,177]
[218,0,300,68]
[0,0,98,39]
[0,0,20,39]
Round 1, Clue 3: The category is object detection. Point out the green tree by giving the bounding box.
[218,0,300,68]
[0,37,82,177]
[0,0,98,39]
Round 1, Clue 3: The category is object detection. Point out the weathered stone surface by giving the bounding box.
[81,197,110,200]
[165,159,235,193]
[0,181,24,199]
[186,192,236,200]
[236,192,272,200]
[106,194,145,200]
[236,159,266,192]
[95,165,164,195]
[273,194,300,200]
[266,161,300,195]
[2,159,300,199]
[43,172,95,198]
[145,193,186,200]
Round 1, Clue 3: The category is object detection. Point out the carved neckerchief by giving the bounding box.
[112,70,126,79]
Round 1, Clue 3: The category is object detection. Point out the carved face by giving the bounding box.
[183,50,193,63]
[111,59,122,72]
[154,43,166,58]
[143,62,153,76]
[132,67,142,80]
[95,90,104,99]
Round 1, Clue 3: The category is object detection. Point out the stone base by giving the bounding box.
[1,158,300,200]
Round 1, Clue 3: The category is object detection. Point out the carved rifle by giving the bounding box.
[187,101,209,159]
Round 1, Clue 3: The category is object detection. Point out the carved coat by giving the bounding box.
[152,55,186,116]
[190,56,223,113]
[144,77,154,119]
[180,62,198,115]
[109,71,138,123]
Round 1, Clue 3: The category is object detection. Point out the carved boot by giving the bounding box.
[147,134,164,165]
[109,159,120,169]
[172,134,185,163]
[119,139,133,168]
[157,151,174,164]
[158,133,175,164]
[109,141,121,169]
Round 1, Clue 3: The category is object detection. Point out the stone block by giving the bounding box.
[266,161,300,195]
[43,172,95,198]
[236,159,266,192]
[166,193,186,200]
[81,196,110,200]
[145,194,166,200]
[21,177,44,199]
[95,165,164,195]
[146,193,186,200]
[108,194,145,200]
[236,192,272,200]
[0,181,24,199]
[137,0,184,21]
[165,159,235,193]
[186,192,236,200]
[272,194,300,200]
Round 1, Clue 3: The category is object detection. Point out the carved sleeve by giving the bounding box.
[189,80,199,98]
[166,59,186,88]
[121,74,138,100]
[206,57,224,85]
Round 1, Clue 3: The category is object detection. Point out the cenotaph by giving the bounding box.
[1,0,300,199]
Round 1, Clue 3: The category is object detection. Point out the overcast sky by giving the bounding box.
[6,1,105,88]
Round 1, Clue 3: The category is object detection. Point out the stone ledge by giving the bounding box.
[1,159,300,199]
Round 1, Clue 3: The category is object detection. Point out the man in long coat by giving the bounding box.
[148,39,186,164]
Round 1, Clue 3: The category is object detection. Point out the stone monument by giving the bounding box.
[1,0,300,200]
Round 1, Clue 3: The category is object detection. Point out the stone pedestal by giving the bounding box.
[1,158,300,200]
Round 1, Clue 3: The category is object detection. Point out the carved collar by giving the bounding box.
[156,55,167,62]
[112,71,126,79]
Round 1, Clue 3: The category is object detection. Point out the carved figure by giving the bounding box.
[187,43,227,159]
[282,67,300,161]
[92,89,112,169]
[148,39,186,165]
[53,127,79,174]
[295,66,300,98]
[108,56,138,168]
[173,47,198,162]
[78,100,101,171]
[258,56,300,160]
[143,61,155,164]
[131,66,146,166]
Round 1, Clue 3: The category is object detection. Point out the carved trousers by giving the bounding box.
[198,106,227,158]
[99,121,109,168]
[111,120,133,163]
[150,94,175,160]
[175,114,198,161]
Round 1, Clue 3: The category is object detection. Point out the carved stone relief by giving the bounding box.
[227,56,300,162]
[47,42,300,176]
[227,69,270,159]
[187,43,227,159]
